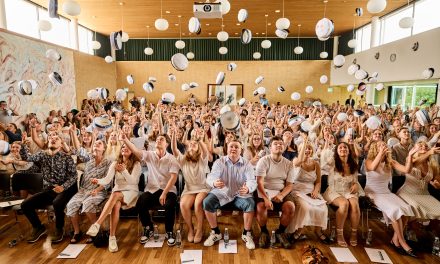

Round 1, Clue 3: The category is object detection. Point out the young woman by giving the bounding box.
[282,129,298,161]
[86,143,142,252]
[287,135,329,243]
[66,136,111,243]
[323,142,364,247]
[243,133,269,167]
[104,130,121,161]
[396,141,440,235]
[365,141,418,258]
[171,127,210,243]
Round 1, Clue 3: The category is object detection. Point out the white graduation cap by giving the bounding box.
[315,18,334,39]
[189,82,199,89]
[188,17,202,35]
[171,53,189,71]
[291,92,301,101]
[320,75,328,84]
[347,64,360,75]
[216,72,226,85]
[238,98,246,106]
[161,92,175,104]
[313,101,322,107]
[275,28,289,39]
[238,9,248,23]
[375,83,384,91]
[365,116,381,130]
[300,120,312,132]
[257,87,266,95]
[110,31,122,50]
[333,55,345,68]
[422,68,435,79]
[337,112,348,122]
[0,140,10,155]
[46,49,62,61]
[49,72,62,86]
[18,80,37,95]
[358,82,367,92]
[87,89,99,99]
[253,89,259,96]
[115,88,127,101]
[305,85,313,94]
[255,75,264,85]
[415,109,430,126]
[181,83,190,91]
[93,116,112,131]
[288,116,305,127]
[355,7,363,17]
[126,75,134,85]
[347,84,355,92]
[142,82,154,93]
[168,73,176,81]
[98,87,109,99]
[227,62,237,71]
[355,69,368,80]
[220,104,231,115]
[240,29,252,44]
[277,86,285,93]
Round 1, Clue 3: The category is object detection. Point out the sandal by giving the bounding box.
[317,233,332,245]
[85,236,94,244]
[390,240,405,255]
[349,229,357,247]
[70,232,83,244]
[336,229,347,247]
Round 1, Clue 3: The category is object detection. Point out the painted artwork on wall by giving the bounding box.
[0,30,76,123]
[207,84,243,106]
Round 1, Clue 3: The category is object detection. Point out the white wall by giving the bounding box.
[331,27,440,86]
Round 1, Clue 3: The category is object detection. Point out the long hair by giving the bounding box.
[414,141,440,177]
[105,139,121,159]
[117,145,139,173]
[247,133,264,157]
[367,141,392,170]
[334,142,358,175]
[184,140,202,163]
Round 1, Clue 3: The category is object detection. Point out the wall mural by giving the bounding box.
[0,30,76,123]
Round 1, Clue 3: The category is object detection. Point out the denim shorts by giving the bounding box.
[203,193,255,213]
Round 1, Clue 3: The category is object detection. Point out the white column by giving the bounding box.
[111,48,116,61]
[70,18,79,50]
[333,36,339,57]
[0,0,7,29]
[370,16,380,48]
[366,84,375,104]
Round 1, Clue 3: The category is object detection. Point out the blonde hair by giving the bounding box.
[414,140,440,177]
[299,142,314,156]
[105,139,121,160]
[367,141,392,170]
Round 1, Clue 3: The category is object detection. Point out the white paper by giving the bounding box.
[330,247,358,263]
[365,248,393,264]
[0,199,23,208]
[180,250,202,264]
[258,189,280,199]
[219,240,237,254]
[143,234,165,248]
[298,193,327,206]
[57,244,87,259]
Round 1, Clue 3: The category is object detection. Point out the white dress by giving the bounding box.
[177,154,210,196]
[365,163,414,223]
[397,167,440,220]
[323,170,365,203]
[287,167,328,232]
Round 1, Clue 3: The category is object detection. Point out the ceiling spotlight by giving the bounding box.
[165,10,171,14]
[275,10,280,13]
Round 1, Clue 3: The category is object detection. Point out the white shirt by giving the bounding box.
[141,150,180,193]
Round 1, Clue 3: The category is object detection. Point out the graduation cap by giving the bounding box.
[0,140,10,155]
[115,89,127,101]
[189,82,199,89]
[110,31,122,50]
[238,9,248,23]
[49,72,62,85]
[415,109,430,126]
[277,86,285,93]
[354,110,365,117]
[255,75,264,85]
[93,116,112,131]
[275,28,289,39]
[181,83,190,91]
[171,53,189,71]
[227,62,237,71]
[168,73,176,81]
[161,93,175,104]
[216,72,226,85]
[241,29,252,44]
[238,98,246,106]
[49,0,59,18]
[365,116,381,130]
[127,75,134,85]
[142,82,154,93]
[46,49,62,61]
[18,80,37,95]
[188,17,202,35]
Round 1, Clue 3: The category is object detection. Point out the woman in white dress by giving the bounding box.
[323,142,364,247]
[171,127,210,243]
[288,135,329,243]
[397,141,440,232]
[86,142,142,252]
[365,141,418,258]
[104,130,121,162]
[243,133,269,168]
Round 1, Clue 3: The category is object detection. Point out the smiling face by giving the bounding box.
[187,140,199,153]
[398,128,410,140]
[337,142,350,158]
[48,133,62,151]
[10,143,21,154]
[120,143,132,157]
[92,140,106,156]
[82,132,92,144]
[251,135,262,148]
[303,144,313,157]
[372,130,383,141]
[155,135,169,150]
[270,139,284,155]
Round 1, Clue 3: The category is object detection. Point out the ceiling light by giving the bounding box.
[165,10,170,14]
[235,32,238,35]
[206,23,210,26]
[236,23,240,26]
[268,23,272,26]
[208,33,212,35]
[275,10,280,13]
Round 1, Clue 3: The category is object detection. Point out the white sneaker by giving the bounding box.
[203,230,222,247]
[108,236,118,253]
[86,223,100,237]
[241,231,255,249]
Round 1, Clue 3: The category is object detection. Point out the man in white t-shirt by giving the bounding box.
[123,133,180,246]
[255,136,295,249]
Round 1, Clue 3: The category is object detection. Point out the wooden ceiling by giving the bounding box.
[30,0,408,38]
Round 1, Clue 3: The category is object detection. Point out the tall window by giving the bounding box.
[355,24,371,53]
[413,0,440,34]
[38,8,71,48]
[4,0,39,39]
[381,5,413,45]
[78,26,94,54]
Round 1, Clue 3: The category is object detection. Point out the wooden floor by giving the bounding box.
[0,211,439,264]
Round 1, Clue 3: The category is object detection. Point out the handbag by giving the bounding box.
[93,230,109,248]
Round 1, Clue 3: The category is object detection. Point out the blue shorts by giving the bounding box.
[203,193,255,213]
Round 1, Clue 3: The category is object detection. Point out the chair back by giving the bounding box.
[11,173,43,193]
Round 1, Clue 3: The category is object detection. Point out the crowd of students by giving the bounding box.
[0,96,439,257]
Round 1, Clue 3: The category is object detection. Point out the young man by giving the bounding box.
[203,140,257,249]
[391,127,414,177]
[122,133,180,246]
[20,132,78,243]
[255,136,295,248]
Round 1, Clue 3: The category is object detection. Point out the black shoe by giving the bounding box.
[318,234,331,245]
[70,232,83,244]
[51,228,64,243]
[276,233,291,249]
[166,232,176,246]
[259,232,269,248]
[390,241,406,255]
[27,225,47,243]
[404,248,418,258]
[140,226,154,244]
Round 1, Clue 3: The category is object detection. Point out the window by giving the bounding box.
[413,0,440,34]
[4,0,95,54]
[4,0,39,39]
[38,8,71,48]
[355,24,371,53]
[381,5,413,45]
[389,84,438,110]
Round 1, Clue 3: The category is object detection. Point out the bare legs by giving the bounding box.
[391,216,411,251]
[330,197,360,247]
[180,192,208,243]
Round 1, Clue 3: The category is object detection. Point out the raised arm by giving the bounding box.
[170,127,181,158]
[292,134,308,167]
[392,146,418,174]
[121,134,143,161]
